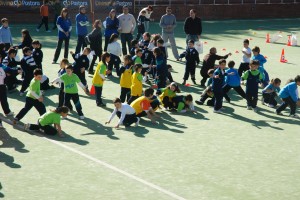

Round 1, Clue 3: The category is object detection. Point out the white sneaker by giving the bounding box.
[252,107,258,113]
[6,112,14,116]
[19,92,25,96]
[289,114,300,119]
[247,106,252,110]
[36,28,39,32]
[24,123,30,131]
[268,104,275,108]
[135,117,140,127]
[213,109,223,114]
[79,115,85,120]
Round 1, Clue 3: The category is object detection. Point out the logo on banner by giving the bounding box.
[0,0,40,6]
[95,0,132,7]
[63,0,88,6]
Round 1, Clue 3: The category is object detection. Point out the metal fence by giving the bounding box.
[136,0,299,6]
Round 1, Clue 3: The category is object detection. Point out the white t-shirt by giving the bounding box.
[107,41,122,57]
[139,8,153,19]
[117,13,136,34]
[241,47,251,63]
[0,67,6,85]
[108,103,136,125]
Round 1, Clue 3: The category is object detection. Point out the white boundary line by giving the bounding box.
[0,116,186,200]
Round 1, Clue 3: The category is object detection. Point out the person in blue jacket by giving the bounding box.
[223,60,246,103]
[53,8,72,64]
[252,46,269,87]
[104,9,119,51]
[276,75,300,118]
[153,47,168,89]
[75,6,89,54]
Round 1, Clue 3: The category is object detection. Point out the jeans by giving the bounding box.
[162,32,179,59]
[116,111,138,127]
[223,85,246,101]
[214,90,223,111]
[186,34,199,46]
[108,54,121,76]
[246,92,258,108]
[75,35,87,54]
[95,86,103,105]
[53,38,70,62]
[120,33,133,55]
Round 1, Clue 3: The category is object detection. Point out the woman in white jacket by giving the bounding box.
[107,33,122,76]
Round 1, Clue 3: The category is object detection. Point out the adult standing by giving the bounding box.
[104,9,119,52]
[117,5,136,55]
[88,20,103,74]
[184,9,202,45]
[53,8,72,64]
[159,7,179,61]
[75,6,89,54]
[52,0,62,30]
[139,5,153,32]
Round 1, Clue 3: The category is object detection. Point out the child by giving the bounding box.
[153,47,168,89]
[167,64,174,83]
[157,39,167,60]
[141,47,155,79]
[223,60,246,103]
[262,78,281,108]
[107,33,121,76]
[212,59,233,113]
[242,60,263,113]
[238,39,251,77]
[130,39,139,57]
[57,58,69,108]
[0,18,13,50]
[0,54,16,116]
[36,0,50,32]
[92,52,111,107]
[40,74,55,92]
[24,106,69,137]
[14,69,46,124]
[252,46,269,87]
[105,98,140,128]
[136,10,151,40]
[275,75,300,118]
[200,47,231,87]
[51,65,87,119]
[130,87,159,123]
[180,40,200,85]
[195,69,215,106]
[20,47,37,96]
[148,34,161,51]
[139,32,151,49]
[16,29,33,49]
[157,82,180,109]
[70,47,91,90]
[127,64,146,105]
[172,94,195,113]
[119,55,133,103]
[2,48,21,91]
[32,40,43,71]
[0,43,7,60]
[133,48,151,78]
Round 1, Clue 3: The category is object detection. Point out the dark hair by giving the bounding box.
[141,10,146,14]
[167,64,172,69]
[144,88,154,97]
[0,43,5,50]
[113,98,122,104]
[60,58,69,65]
[147,5,153,11]
[21,29,32,43]
[101,52,111,64]
[109,33,118,44]
[244,39,249,44]
[84,47,91,53]
[93,20,101,29]
[169,82,180,93]
[190,9,196,14]
[285,78,294,85]
[250,59,260,66]
[294,75,300,83]
[79,5,86,14]
[153,47,162,56]
[131,39,138,46]
[185,94,193,102]
[109,9,116,18]
[166,7,171,10]
[53,106,69,114]
[219,59,226,65]
[143,32,151,39]
[157,39,164,45]
[22,47,31,54]
[32,40,42,49]
[134,64,142,72]
[66,64,73,70]
[8,48,17,55]
[228,60,235,68]
[33,68,43,76]
[60,8,69,19]
[208,69,214,75]
[43,0,49,4]
[252,46,260,53]
[270,78,281,85]
[123,55,133,66]
[188,40,195,44]
[135,48,142,55]
[1,18,8,23]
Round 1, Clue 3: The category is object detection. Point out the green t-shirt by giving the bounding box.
[26,78,40,99]
[39,112,61,126]
[134,57,143,65]
[60,73,81,94]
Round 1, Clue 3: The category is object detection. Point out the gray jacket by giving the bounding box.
[159,14,177,34]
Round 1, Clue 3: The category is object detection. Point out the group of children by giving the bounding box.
[0,17,299,135]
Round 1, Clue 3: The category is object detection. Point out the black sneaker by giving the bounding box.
[195,100,204,105]
[97,103,106,107]
[192,80,197,85]
[182,80,186,85]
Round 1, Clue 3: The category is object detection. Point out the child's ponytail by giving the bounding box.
[271,78,281,85]
[52,106,69,114]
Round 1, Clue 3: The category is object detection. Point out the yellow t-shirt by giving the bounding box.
[120,66,133,88]
[131,72,143,96]
[92,61,106,87]
[130,96,150,115]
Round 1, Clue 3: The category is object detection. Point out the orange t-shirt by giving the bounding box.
[40,5,49,17]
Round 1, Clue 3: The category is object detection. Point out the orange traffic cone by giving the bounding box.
[266,33,270,43]
[287,35,291,46]
[280,49,287,63]
[90,85,95,95]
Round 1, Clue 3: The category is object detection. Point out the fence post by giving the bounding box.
[241,0,243,4]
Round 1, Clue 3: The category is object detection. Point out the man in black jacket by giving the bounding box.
[184,9,202,46]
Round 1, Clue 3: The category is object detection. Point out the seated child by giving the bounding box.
[195,69,214,106]
[157,82,180,109]
[262,78,281,108]
[130,39,139,57]
[172,94,195,113]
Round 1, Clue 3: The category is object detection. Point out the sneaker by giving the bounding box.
[195,100,204,105]
[182,80,186,85]
[289,114,300,119]
[252,107,258,113]
[24,123,30,131]
[79,115,85,120]
[247,106,252,110]
[97,103,106,107]
[268,104,275,108]
[192,79,197,85]
[6,112,14,116]
[213,109,223,114]
[19,92,25,96]
[225,98,231,103]
[274,110,283,116]
[52,61,57,64]
[46,30,51,32]
[36,28,40,32]
[135,117,140,127]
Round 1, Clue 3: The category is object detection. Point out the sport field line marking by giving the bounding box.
[0,116,186,200]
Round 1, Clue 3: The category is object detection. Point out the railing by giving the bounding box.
[136,0,299,6]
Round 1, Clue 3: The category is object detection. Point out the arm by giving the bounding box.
[183,18,188,34]
[56,24,64,32]
[159,16,167,29]
[78,82,87,92]
[131,15,136,33]
[54,124,64,137]
[79,21,89,26]
[51,77,62,84]
[106,108,117,124]
[242,71,249,80]
[288,84,298,102]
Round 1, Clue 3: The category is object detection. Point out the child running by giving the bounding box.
[262,78,281,108]
[105,98,140,128]
[24,106,69,137]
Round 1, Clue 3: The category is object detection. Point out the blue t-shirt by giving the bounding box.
[76,13,88,36]
[225,68,241,87]
[252,54,267,68]
[278,82,299,102]
[104,17,119,37]
[57,17,72,39]
[262,83,280,94]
